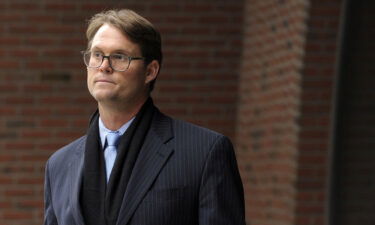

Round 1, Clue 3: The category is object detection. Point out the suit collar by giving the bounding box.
[69,107,174,225]
[115,109,175,225]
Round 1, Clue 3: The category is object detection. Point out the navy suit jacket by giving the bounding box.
[44,108,245,225]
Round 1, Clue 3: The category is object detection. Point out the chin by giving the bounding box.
[91,90,116,102]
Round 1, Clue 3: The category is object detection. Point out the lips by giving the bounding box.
[95,79,115,84]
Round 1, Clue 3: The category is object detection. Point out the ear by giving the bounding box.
[145,60,159,84]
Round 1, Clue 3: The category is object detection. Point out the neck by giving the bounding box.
[98,97,148,130]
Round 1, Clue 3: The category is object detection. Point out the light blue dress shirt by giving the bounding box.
[98,117,135,147]
[98,116,135,180]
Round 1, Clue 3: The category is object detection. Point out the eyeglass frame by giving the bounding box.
[81,50,145,72]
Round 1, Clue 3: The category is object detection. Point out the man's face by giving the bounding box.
[87,24,151,108]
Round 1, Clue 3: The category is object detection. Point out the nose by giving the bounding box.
[99,57,113,73]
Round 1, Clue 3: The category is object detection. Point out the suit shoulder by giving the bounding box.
[173,118,224,138]
[171,117,233,151]
[154,109,233,152]
[153,109,226,142]
[48,135,86,165]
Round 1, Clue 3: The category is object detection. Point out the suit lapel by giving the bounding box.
[116,111,174,225]
[69,138,86,225]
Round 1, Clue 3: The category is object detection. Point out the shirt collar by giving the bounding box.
[98,116,135,148]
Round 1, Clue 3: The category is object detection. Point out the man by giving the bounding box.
[44,9,245,225]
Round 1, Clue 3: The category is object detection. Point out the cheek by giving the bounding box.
[120,70,146,86]
[133,67,148,83]
[87,68,96,80]
[87,71,95,90]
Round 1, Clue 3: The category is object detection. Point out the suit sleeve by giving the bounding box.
[198,135,246,225]
[44,159,58,225]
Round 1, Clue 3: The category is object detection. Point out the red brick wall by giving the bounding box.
[0,1,243,225]
[0,0,350,224]
[295,0,343,224]
[237,1,310,224]
[151,1,243,139]
[236,0,343,224]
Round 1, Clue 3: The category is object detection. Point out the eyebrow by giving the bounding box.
[90,47,132,55]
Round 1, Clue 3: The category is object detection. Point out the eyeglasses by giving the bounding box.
[82,51,145,72]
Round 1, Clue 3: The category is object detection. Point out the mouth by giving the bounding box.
[95,79,115,84]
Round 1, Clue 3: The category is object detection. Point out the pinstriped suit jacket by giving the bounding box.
[44,108,245,225]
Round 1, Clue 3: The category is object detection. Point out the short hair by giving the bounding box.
[86,9,162,91]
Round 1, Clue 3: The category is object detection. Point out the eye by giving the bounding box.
[91,51,103,58]
[111,53,127,61]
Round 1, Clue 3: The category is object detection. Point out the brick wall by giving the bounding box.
[0,1,243,225]
[295,0,343,224]
[151,1,243,139]
[0,0,352,224]
[236,0,344,224]
[236,0,310,224]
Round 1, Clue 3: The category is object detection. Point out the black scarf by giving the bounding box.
[80,98,155,225]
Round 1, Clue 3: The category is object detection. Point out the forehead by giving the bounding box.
[91,24,140,54]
